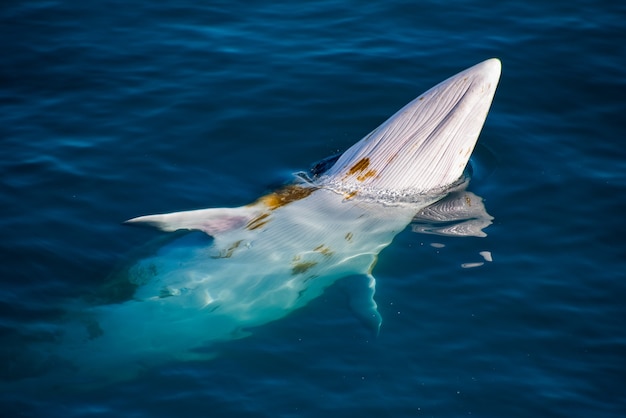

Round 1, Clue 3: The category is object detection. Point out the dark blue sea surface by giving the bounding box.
[2,1,625,417]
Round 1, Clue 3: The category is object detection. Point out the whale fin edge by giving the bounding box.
[124,206,258,237]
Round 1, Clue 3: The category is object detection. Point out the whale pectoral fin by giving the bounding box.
[342,274,382,337]
[124,206,258,237]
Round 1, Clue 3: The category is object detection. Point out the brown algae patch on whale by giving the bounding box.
[246,213,270,230]
[347,157,370,175]
[212,240,244,258]
[313,244,334,258]
[344,157,377,182]
[291,254,318,275]
[245,185,317,231]
[256,185,317,210]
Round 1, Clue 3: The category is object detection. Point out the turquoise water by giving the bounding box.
[2,1,625,417]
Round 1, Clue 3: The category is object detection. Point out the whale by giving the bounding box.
[11,59,501,387]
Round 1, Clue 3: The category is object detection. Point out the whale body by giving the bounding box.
[18,59,501,386]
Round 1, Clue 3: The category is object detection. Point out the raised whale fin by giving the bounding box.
[322,58,502,194]
[124,206,259,237]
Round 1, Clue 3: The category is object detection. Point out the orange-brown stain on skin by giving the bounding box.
[255,185,317,210]
[356,169,376,182]
[291,259,318,275]
[345,232,353,242]
[212,240,243,258]
[292,261,317,275]
[345,157,369,176]
[246,213,270,230]
[314,245,334,258]
[243,185,317,231]
[344,157,377,182]
[225,240,243,257]
[465,194,472,207]
[344,190,358,200]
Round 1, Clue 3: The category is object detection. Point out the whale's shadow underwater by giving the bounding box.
[10,59,501,388]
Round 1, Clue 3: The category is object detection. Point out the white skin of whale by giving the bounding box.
[28,59,501,385]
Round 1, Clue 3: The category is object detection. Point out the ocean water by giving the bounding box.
[1,1,625,417]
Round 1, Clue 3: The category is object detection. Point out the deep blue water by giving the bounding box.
[2,1,626,417]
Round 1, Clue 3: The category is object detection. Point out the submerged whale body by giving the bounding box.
[18,59,501,386]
